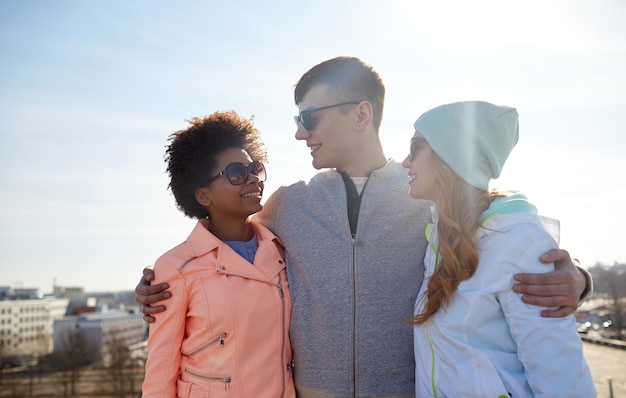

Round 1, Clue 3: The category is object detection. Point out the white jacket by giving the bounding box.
[414,205,596,397]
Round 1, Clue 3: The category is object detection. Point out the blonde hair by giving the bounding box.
[413,151,506,325]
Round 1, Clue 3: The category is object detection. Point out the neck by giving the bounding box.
[339,142,387,177]
[208,216,254,242]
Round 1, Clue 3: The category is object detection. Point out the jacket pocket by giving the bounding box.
[185,367,232,392]
[176,378,205,398]
[183,331,228,357]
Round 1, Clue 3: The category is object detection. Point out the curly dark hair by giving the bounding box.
[165,111,268,219]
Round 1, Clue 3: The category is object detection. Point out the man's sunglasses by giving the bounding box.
[409,137,429,161]
[294,101,360,131]
[206,160,267,186]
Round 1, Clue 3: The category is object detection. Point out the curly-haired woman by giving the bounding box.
[142,111,295,398]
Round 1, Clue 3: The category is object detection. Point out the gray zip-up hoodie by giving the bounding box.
[256,160,431,398]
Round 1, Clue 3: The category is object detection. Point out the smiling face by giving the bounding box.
[294,83,360,171]
[401,131,439,201]
[195,147,264,225]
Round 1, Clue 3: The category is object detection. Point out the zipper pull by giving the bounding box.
[277,284,285,297]
[223,376,231,391]
[220,332,226,347]
[287,360,295,377]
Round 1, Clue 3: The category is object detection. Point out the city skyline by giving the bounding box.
[1,1,625,293]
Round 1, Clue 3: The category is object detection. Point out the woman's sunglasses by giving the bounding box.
[206,160,266,186]
[409,137,429,161]
[294,101,360,131]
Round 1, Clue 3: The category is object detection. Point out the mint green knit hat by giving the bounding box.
[414,101,519,190]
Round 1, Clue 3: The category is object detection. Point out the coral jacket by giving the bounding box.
[142,220,295,398]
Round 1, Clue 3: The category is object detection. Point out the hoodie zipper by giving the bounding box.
[351,236,358,396]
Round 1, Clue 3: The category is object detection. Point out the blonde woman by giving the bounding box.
[403,101,595,397]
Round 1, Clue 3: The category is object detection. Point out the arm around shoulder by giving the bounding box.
[142,262,188,397]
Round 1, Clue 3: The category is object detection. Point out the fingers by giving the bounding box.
[517,293,577,317]
[142,267,156,281]
[135,266,168,323]
[539,306,576,318]
[135,269,158,297]
[539,248,570,264]
[514,278,580,319]
[517,289,573,305]
[143,314,156,323]
[514,271,572,286]
[141,303,166,323]
[142,303,166,315]
[136,287,171,305]
[514,260,578,286]
[513,281,578,302]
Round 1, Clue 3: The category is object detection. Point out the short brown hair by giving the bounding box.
[294,56,386,132]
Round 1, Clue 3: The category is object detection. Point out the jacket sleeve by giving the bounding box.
[142,258,189,397]
[576,262,594,304]
[496,223,595,397]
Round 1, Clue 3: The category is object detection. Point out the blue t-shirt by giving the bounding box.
[224,234,258,264]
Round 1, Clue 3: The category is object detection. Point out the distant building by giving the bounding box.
[53,286,85,296]
[1,286,146,367]
[0,296,70,359]
[53,310,146,366]
[12,288,43,300]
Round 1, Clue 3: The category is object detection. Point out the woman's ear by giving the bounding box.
[195,187,212,207]
[355,101,373,131]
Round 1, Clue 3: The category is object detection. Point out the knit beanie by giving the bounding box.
[414,101,519,190]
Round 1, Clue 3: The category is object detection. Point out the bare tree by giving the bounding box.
[14,331,50,397]
[95,328,141,398]
[51,326,92,397]
[591,264,626,340]
[0,340,4,386]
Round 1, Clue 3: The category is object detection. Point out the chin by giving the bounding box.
[311,159,325,170]
[408,188,424,200]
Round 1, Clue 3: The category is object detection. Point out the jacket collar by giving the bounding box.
[186,219,282,257]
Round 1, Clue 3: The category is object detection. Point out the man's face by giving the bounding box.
[294,83,358,170]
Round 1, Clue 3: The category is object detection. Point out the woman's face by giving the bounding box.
[401,130,438,201]
[196,147,265,221]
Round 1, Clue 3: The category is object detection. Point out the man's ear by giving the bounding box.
[195,187,212,207]
[355,101,373,131]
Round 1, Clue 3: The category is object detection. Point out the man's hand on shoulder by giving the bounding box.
[135,267,170,323]
[513,249,587,318]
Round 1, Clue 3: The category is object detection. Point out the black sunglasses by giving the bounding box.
[294,101,360,131]
[409,137,429,161]
[206,160,267,186]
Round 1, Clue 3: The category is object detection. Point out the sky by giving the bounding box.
[1,0,625,294]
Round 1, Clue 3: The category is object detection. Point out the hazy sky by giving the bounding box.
[1,0,625,293]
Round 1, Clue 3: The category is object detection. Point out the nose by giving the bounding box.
[246,172,262,186]
[401,154,412,169]
[295,124,310,141]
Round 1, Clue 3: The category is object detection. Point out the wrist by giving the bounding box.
[575,261,593,304]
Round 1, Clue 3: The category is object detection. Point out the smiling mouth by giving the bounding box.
[309,144,321,152]
[241,191,261,199]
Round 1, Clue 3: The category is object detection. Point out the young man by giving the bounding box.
[137,57,590,397]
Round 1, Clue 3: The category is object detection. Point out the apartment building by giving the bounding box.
[0,296,70,359]
[53,310,146,366]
